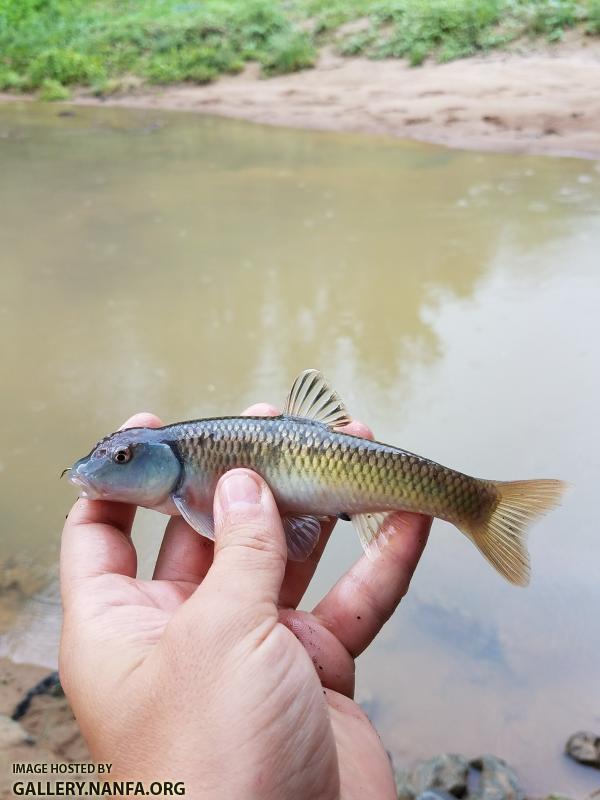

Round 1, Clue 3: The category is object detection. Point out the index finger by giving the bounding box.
[60,412,163,598]
[313,512,431,657]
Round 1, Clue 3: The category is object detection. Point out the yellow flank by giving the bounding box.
[172,414,564,586]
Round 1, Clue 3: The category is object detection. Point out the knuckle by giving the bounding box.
[219,517,284,559]
[221,537,287,572]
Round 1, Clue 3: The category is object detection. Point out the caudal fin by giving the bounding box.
[465,479,565,586]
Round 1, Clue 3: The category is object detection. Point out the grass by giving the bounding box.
[0,0,318,95]
[0,0,598,98]
[307,0,598,65]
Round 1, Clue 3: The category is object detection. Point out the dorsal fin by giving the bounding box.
[284,369,351,428]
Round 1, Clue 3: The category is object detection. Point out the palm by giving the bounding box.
[85,553,393,794]
[61,408,430,800]
[88,573,193,636]
[76,499,425,706]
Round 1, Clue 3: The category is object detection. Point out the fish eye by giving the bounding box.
[112,446,132,465]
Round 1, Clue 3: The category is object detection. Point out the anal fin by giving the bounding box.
[352,512,395,560]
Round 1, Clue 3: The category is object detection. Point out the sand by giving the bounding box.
[61,42,600,159]
[2,43,600,158]
[0,659,87,798]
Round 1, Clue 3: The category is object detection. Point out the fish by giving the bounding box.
[67,369,565,586]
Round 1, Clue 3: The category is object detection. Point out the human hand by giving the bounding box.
[60,407,431,800]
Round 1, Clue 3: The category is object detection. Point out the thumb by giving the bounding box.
[210,469,287,606]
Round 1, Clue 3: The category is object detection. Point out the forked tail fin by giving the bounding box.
[464,479,565,586]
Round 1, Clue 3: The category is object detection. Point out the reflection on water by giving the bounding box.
[1,102,599,796]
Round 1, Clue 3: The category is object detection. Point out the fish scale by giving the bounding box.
[165,415,495,523]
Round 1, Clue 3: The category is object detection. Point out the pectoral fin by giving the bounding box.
[282,514,322,561]
[172,494,215,541]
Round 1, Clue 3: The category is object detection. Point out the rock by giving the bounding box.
[416,792,457,800]
[12,670,62,721]
[471,754,524,800]
[395,769,416,800]
[541,795,574,800]
[412,754,470,798]
[0,714,34,748]
[525,795,574,800]
[565,731,600,768]
[396,754,469,799]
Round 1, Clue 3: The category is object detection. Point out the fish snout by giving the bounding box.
[67,462,98,499]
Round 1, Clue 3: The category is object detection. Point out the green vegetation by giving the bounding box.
[38,77,71,100]
[0,0,317,96]
[308,0,598,65]
[0,0,598,98]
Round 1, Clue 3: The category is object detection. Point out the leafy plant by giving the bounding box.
[38,77,70,100]
[260,30,316,75]
[0,0,598,99]
[587,0,600,31]
[0,66,22,90]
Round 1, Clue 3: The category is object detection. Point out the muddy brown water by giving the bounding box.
[0,102,599,796]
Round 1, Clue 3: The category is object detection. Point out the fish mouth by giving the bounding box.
[68,465,101,500]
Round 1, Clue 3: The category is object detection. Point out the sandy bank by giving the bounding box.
[58,44,600,159]
[2,46,600,159]
[2,45,600,158]
[0,659,87,798]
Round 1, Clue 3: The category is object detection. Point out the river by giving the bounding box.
[0,102,598,796]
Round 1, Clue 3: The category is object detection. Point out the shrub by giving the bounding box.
[260,31,316,75]
[38,77,70,100]
[0,66,22,90]
[28,48,104,87]
[520,0,580,36]
[587,0,600,32]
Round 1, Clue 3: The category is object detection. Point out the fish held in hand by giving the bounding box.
[68,370,565,585]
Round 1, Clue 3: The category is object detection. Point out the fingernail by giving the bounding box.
[219,471,262,510]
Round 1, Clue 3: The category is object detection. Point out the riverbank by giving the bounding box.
[2,0,600,159]
[0,658,595,799]
[0,659,88,798]
[3,42,600,159]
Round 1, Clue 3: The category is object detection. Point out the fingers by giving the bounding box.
[153,516,214,583]
[61,413,162,602]
[279,521,336,609]
[208,470,287,607]
[313,512,431,658]
[279,419,375,609]
[279,609,355,697]
[242,403,280,417]
[338,419,372,440]
[118,412,163,432]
